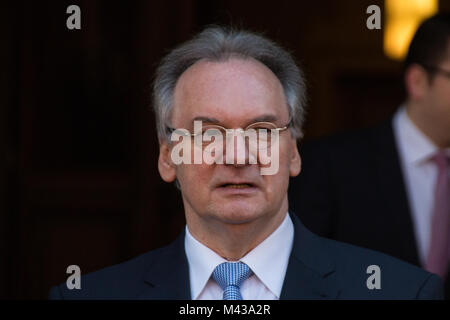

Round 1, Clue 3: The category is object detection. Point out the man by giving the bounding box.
[49,26,443,299]
[289,14,450,298]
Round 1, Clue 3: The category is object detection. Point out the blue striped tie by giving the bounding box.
[212,262,252,300]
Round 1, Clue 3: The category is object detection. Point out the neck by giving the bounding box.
[405,101,450,149]
[185,200,288,261]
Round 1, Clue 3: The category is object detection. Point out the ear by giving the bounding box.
[158,141,177,183]
[289,138,301,177]
[405,64,429,101]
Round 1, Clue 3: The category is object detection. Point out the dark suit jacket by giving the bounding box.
[288,116,449,298]
[49,213,443,299]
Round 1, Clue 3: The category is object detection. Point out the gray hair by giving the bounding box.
[152,26,307,142]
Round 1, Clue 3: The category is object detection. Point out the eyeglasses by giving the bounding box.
[421,64,450,79]
[167,119,291,151]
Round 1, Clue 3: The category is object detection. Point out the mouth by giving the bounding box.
[221,183,254,189]
[214,181,258,196]
[215,181,259,193]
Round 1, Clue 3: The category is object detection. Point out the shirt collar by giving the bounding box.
[394,106,440,165]
[184,212,294,299]
[184,226,227,300]
[240,213,294,298]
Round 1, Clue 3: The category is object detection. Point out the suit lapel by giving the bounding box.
[138,230,191,299]
[372,118,420,266]
[138,214,342,300]
[281,213,341,299]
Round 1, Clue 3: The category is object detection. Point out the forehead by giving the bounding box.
[171,58,289,125]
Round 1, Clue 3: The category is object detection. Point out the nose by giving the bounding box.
[223,129,256,166]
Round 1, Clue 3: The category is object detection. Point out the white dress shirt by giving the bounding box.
[184,212,294,300]
[393,106,450,264]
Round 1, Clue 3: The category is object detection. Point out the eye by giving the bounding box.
[202,126,225,137]
[200,127,225,147]
[247,122,277,131]
[254,127,271,131]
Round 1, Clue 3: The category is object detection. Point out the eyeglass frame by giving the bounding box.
[166,118,292,141]
[421,64,450,79]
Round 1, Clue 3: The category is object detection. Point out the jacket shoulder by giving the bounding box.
[320,236,443,299]
[48,245,167,300]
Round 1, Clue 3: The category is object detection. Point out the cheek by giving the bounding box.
[261,173,290,205]
[278,139,295,165]
[262,146,292,192]
[176,164,214,191]
[431,81,450,104]
[442,89,450,108]
[430,89,450,116]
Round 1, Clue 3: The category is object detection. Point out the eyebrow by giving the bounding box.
[248,114,279,124]
[191,114,280,127]
[192,116,220,124]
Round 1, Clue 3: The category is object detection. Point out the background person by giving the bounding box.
[289,13,450,299]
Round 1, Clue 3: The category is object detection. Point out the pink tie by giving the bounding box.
[425,150,450,280]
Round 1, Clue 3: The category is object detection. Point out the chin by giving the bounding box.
[215,203,265,225]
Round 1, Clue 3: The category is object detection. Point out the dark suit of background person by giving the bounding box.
[49,27,444,300]
[289,14,450,299]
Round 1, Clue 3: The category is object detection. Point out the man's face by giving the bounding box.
[424,48,450,136]
[159,58,301,228]
[426,55,450,129]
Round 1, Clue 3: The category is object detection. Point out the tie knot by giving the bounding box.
[212,262,252,290]
[432,150,449,170]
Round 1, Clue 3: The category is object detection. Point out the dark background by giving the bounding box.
[2,0,449,299]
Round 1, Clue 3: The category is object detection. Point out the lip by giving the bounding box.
[214,181,259,195]
[215,180,257,188]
